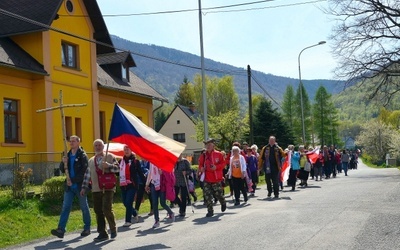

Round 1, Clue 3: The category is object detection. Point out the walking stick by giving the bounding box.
[183,175,195,213]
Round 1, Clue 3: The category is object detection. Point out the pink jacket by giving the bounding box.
[161,171,175,202]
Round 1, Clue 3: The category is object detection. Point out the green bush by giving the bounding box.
[42,176,65,202]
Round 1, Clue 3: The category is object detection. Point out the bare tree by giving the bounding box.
[327,0,400,105]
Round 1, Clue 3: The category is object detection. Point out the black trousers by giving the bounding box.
[266,171,280,197]
[135,183,152,212]
[174,186,188,214]
[232,177,247,202]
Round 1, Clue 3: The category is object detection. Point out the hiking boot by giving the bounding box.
[148,210,154,216]
[221,203,226,212]
[234,201,240,206]
[123,222,132,227]
[51,228,64,238]
[274,195,279,199]
[80,230,91,237]
[169,212,175,222]
[206,211,214,217]
[178,213,186,217]
[152,221,160,228]
[267,192,272,197]
[132,215,139,223]
[94,233,109,242]
[110,231,117,239]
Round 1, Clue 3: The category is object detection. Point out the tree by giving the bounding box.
[294,83,312,145]
[194,110,247,150]
[253,97,295,148]
[356,120,393,164]
[327,0,400,104]
[154,110,167,132]
[313,86,339,146]
[174,76,195,106]
[193,74,240,117]
[282,85,296,128]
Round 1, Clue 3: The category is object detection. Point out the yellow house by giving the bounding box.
[0,0,166,168]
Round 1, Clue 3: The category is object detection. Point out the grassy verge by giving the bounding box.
[0,171,266,249]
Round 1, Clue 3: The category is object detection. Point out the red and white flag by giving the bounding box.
[280,151,291,183]
[306,146,320,164]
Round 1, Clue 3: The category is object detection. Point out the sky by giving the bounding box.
[97,0,338,80]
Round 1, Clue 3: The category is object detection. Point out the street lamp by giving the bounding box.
[298,41,326,145]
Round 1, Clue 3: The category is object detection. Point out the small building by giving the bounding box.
[159,103,203,159]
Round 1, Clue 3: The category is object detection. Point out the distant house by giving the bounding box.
[158,103,203,157]
[343,137,356,149]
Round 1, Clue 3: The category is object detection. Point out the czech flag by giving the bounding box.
[280,150,291,183]
[108,104,186,172]
[306,146,320,164]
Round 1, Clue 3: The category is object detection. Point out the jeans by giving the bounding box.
[342,162,349,176]
[121,186,137,223]
[174,186,188,214]
[93,191,116,235]
[58,187,91,232]
[151,184,173,222]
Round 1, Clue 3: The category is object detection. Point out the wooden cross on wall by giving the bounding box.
[36,90,87,182]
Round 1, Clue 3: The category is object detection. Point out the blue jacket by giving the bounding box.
[291,151,301,170]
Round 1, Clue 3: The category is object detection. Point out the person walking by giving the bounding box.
[341,149,350,176]
[246,147,259,196]
[81,139,120,242]
[198,138,227,217]
[135,159,152,215]
[173,154,192,217]
[145,163,175,228]
[51,135,91,239]
[119,145,144,227]
[258,136,286,199]
[288,145,300,191]
[228,146,248,206]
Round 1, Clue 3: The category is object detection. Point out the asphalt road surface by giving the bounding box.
[8,159,400,250]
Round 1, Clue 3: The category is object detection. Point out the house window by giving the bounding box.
[121,63,129,82]
[61,41,78,68]
[177,120,180,124]
[65,0,74,13]
[173,133,186,143]
[75,117,82,140]
[4,99,20,143]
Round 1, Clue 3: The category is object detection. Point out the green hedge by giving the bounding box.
[41,176,65,202]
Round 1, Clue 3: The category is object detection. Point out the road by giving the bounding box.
[7,160,400,250]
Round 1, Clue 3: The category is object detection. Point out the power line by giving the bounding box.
[251,75,282,108]
[57,0,325,18]
[0,7,246,76]
[204,0,326,14]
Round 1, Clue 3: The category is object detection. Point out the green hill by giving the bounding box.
[111,35,344,106]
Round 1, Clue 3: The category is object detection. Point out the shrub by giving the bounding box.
[13,165,33,199]
[42,176,65,202]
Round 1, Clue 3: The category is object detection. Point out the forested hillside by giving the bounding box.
[111,35,344,106]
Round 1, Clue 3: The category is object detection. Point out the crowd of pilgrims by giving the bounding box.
[120,137,360,229]
[51,136,360,242]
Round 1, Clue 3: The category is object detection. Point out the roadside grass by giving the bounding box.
[0,169,266,249]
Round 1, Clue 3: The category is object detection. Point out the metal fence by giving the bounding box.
[0,152,64,186]
[0,157,15,186]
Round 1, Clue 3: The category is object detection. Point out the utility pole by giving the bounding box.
[247,65,253,145]
[198,0,208,141]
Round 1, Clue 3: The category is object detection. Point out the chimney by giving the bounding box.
[189,102,196,113]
